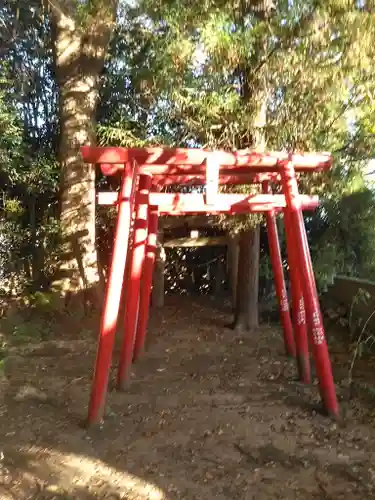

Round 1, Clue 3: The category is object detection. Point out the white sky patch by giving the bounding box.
[192,43,207,71]
[365,158,375,183]
[118,0,139,8]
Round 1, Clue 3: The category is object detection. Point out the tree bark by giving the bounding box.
[213,258,225,297]
[227,235,240,308]
[29,194,38,287]
[152,230,165,308]
[231,0,272,330]
[232,95,267,331]
[50,2,117,306]
[233,227,260,331]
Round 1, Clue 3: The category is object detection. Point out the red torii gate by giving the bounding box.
[81,146,339,426]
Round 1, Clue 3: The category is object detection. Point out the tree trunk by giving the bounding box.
[233,227,260,331]
[50,2,117,307]
[29,194,39,287]
[213,258,225,297]
[227,235,240,308]
[232,95,267,331]
[152,230,165,308]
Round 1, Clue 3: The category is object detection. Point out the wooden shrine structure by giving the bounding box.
[81,146,340,426]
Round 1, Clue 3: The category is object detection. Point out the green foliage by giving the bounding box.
[130,0,375,155]
[311,241,345,290]
[311,188,375,288]
[347,287,375,391]
[0,81,23,184]
[74,0,117,28]
[120,0,375,278]
[0,68,60,294]
[26,155,60,195]
[2,0,375,299]
[3,198,24,218]
[98,124,145,147]
[0,7,61,293]
[1,310,52,343]
[219,212,264,234]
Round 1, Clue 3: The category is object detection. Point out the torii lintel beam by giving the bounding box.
[97,192,319,215]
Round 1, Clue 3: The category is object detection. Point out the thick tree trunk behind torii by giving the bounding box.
[231,0,273,331]
[152,230,166,308]
[233,227,260,331]
[232,96,267,331]
[50,2,117,306]
[227,235,240,308]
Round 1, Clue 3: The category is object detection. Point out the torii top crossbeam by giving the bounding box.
[81,146,332,178]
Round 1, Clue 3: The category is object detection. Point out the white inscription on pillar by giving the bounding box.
[280,288,289,312]
[297,297,305,325]
[312,310,320,327]
[312,327,324,345]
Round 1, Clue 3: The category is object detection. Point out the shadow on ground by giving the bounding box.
[1,296,375,499]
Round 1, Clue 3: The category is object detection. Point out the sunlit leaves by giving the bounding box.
[0,85,23,185]
[97,123,149,146]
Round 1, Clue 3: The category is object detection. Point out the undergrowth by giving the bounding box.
[0,291,97,359]
[346,288,375,398]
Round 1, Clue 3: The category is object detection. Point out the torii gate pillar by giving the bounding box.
[280,158,339,417]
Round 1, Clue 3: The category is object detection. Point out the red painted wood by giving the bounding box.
[283,208,311,384]
[117,174,152,389]
[280,159,339,418]
[97,192,319,214]
[85,143,336,424]
[133,206,159,362]
[99,163,331,177]
[81,146,332,173]
[87,163,138,426]
[150,172,281,186]
[205,153,220,205]
[262,182,295,357]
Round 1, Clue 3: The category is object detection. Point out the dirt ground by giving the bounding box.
[1,297,375,499]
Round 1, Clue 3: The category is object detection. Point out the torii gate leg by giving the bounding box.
[117,174,152,389]
[280,159,339,417]
[87,163,138,426]
[133,206,159,362]
[263,182,295,357]
[283,209,311,384]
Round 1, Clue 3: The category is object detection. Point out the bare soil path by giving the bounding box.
[1,297,375,499]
